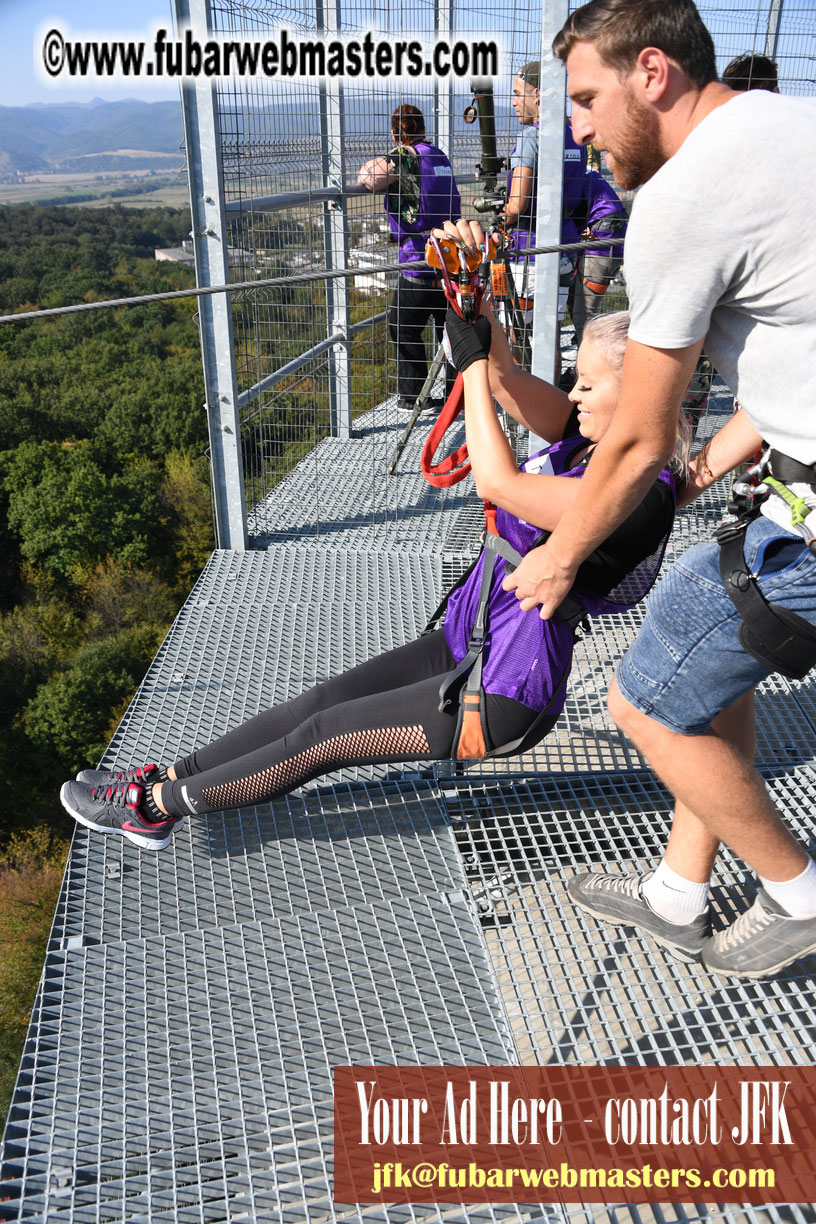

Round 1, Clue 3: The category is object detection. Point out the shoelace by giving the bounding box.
[108,764,157,783]
[716,899,775,951]
[91,781,142,808]
[585,874,641,899]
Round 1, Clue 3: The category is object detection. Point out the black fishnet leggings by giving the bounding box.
[163,630,538,817]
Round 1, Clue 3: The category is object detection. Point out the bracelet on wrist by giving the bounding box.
[698,439,715,482]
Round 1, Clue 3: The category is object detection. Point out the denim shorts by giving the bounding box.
[616,515,816,735]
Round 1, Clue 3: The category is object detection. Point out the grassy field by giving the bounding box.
[0,160,188,209]
[81,183,190,209]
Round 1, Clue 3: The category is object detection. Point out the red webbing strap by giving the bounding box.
[420,234,497,532]
[483,499,499,536]
[420,238,482,488]
[420,372,469,486]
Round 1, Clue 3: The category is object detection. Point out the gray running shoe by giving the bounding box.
[60,779,181,851]
[76,762,161,788]
[702,889,816,978]
[568,870,710,962]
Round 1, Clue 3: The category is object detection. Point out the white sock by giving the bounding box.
[642,859,710,925]
[759,857,816,919]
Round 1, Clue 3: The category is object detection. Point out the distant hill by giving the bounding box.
[0,92,516,180]
[0,99,184,173]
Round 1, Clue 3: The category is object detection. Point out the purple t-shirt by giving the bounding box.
[444,437,674,712]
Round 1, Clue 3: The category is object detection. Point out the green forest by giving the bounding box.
[0,204,212,1120]
[0,201,392,1125]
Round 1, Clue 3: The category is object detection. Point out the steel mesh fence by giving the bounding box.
[190,0,548,539]
[702,0,816,93]
[188,0,816,545]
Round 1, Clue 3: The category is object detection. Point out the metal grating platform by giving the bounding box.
[3,390,816,1222]
[447,769,816,1067]
[48,781,465,951]
[102,546,470,785]
[248,401,485,555]
[1,896,528,1224]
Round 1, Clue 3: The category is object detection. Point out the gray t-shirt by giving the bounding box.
[625,91,816,463]
[510,124,538,172]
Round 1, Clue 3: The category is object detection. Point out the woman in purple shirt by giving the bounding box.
[60,310,688,850]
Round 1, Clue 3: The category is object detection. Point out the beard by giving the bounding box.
[606,87,666,190]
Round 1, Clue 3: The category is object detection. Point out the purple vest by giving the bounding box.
[444,437,674,711]
[386,141,461,278]
[507,120,587,257]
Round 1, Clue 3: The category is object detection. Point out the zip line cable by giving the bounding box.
[0,236,624,326]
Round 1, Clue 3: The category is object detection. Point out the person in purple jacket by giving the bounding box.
[60,310,689,850]
[358,104,461,409]
[569,169,628,345]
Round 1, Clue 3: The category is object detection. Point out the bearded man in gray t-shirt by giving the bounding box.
[499,0,816,979]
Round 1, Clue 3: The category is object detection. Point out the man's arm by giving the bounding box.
[504,165,535,225]
[503,338,703,616]
[504,126,536,225]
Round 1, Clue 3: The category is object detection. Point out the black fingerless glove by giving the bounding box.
[444,307,492,373]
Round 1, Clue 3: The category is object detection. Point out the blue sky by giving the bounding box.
[3,0,178,105]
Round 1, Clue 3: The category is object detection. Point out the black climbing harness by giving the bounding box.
[425,439,675,763]
[715,448,816,681]
[424,527,595,763]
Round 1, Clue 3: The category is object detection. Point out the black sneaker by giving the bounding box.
[568,870,710,962]
[60,779,181,851]
[76,762,162,788]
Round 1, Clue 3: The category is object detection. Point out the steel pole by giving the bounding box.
[174,0,248,549]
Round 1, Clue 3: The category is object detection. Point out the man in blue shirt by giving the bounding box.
[503,61,586,367]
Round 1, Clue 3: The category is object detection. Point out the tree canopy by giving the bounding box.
[0,205,212,838]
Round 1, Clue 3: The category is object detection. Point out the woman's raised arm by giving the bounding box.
[459,357,584,532]
[432,218,573,441]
